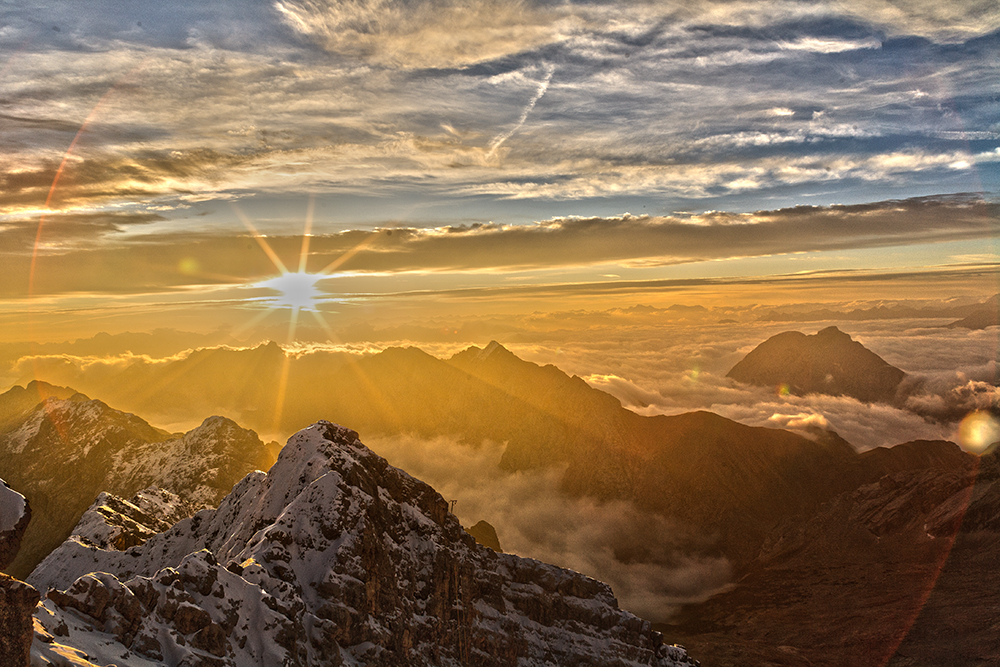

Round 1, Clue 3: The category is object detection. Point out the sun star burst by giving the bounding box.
[259,271,324,311]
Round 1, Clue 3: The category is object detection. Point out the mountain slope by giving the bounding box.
[0,384,274,578]
[31,421,698,667]
[727,326,907,403]
[663,440,997,667]
[947,294,999,329]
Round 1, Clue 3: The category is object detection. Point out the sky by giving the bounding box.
[1,0,998,342]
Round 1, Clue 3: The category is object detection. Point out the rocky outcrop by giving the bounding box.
[727,326,906,404]
[466,520,503,552]
[31,421,698,667]
[0,385,275,578]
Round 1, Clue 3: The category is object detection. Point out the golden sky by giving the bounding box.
[0,0,998,341]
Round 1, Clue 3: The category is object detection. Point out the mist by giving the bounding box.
[365,434,733,622]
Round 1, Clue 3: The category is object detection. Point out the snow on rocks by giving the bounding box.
[30,421,699,666]
[1,394,273,578]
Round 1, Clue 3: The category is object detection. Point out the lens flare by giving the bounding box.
[957,410,1000,453]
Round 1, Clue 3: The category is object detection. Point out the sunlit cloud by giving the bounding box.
[273,0,562,68]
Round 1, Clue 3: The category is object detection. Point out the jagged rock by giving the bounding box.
[30,422,698,667]
[727,326,906,404]
[466,520,503,552]
[69,487,193,552]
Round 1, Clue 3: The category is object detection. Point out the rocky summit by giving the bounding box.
[30,421,698,667]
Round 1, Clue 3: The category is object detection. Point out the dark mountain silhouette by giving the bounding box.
[465,520,503,552]
[727,326,907,403]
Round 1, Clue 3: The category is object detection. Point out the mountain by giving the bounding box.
[663,439,1000,667]
[0,382,275,578]
[13,345,874,573]
[727,326,907,403]
[947,294,999,329]
[30,421,699,667]
[465,520,502,552]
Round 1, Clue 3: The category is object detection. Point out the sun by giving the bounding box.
[258,271,324,311]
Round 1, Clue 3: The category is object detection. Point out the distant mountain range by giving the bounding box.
[755,294,998,325]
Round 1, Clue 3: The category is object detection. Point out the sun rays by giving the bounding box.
[229,195,370,433]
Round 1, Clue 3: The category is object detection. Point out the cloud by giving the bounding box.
[273,0,561,68]
[364,433,733,622]
[1,0,996,222]
[7,194,995,297]
[0,211,165,254]
[216,195,1000,273]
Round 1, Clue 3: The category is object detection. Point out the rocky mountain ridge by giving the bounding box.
[30,421,699,667]
[0,382,275,578]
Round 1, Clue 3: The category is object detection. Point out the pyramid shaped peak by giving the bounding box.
[816,326,849,338]
[479,340,514,360]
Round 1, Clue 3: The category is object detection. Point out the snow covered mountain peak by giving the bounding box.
[31,421,698,667]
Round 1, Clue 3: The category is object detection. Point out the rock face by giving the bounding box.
[30,421,698,667]
[1,573,38,667]
[0,478,37,667]
[727,326,907,403]
[0,382,275,578]
[0,479,30,571]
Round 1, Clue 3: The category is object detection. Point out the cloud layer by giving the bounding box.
[1,0,998,226]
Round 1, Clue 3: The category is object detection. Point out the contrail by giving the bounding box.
[487,64,555,160]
